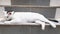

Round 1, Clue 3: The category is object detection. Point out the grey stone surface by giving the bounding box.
[0,25,60,34]
[11,0,50,6]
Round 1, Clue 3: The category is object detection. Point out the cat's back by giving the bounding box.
[14,12,40,15]
[13,12,42,18]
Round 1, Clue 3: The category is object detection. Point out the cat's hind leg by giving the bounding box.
[35,20,45,30]
[39,15,56,28]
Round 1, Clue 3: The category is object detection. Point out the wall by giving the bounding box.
[0,7,5,18]
[50,0,60,19]
[0,0,11,5]
[50,0,60,6]
[55,8,60,19]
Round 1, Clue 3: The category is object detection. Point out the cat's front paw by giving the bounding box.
[4,21,11,24]
[0,22,5,24]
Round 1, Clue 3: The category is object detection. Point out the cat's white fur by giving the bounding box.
[0,11,56,30]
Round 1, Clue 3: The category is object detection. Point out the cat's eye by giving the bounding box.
[8,12,11,15]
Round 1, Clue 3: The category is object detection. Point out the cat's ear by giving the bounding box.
[3,11,7,14]
[11,11,15,15]
[3,11,8,16]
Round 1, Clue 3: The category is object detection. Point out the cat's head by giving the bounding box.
[4,11,15,16]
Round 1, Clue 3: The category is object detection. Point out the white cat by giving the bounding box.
[1,11,56,30]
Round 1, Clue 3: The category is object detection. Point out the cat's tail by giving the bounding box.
[35,20,45,30]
